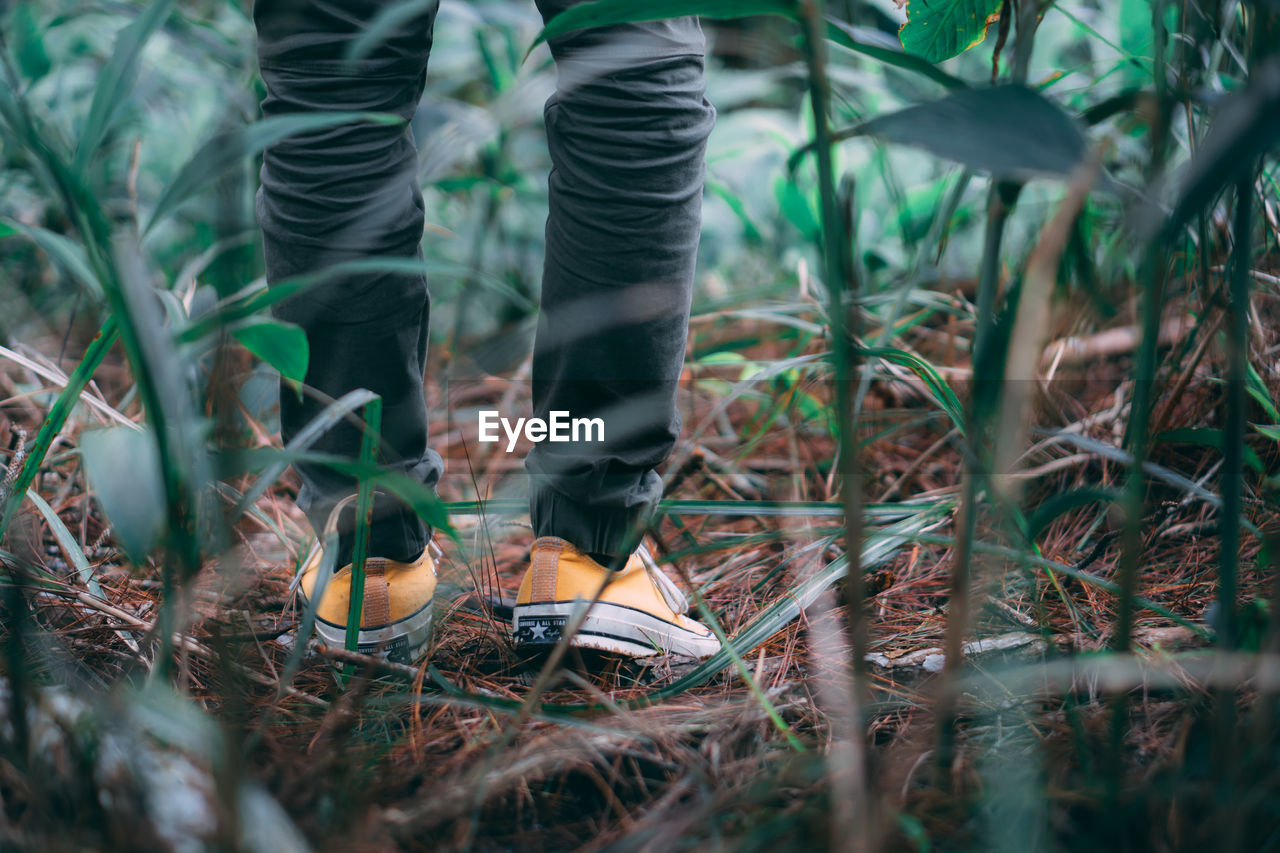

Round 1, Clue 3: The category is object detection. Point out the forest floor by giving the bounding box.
[1,271,1277,851]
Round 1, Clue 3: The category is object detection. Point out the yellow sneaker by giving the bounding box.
[512,537,720,659]
[296,545,437,664]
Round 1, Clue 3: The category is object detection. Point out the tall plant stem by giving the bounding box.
[934,0,1040,781]
[1107,0,1174,821]
[1114,0,1174,654]
[934,178,1017,780]
[342,398,383,684]
[798,0,870,845]
[1218,173,1252,652]
[1208,167,1254,852]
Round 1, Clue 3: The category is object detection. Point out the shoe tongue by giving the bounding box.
[636,545,690,615]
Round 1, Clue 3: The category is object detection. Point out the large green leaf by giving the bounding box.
[775,176,821,241]
[144,111,404,234]
[898,0,1004,63]
[531,0,798,49]
[81,426,167,564]
[74,0,178,172]
[232,318,309,384]
[852,85,1092,181]
[826,18,966,90]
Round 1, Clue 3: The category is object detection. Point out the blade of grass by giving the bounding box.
[343,399,383,675]
[935,180,1020,781]
[1218,172,1253,650]
[440,498,927,519]
[0,342,137,429]
[24,489,102,598]
[229,389,380,522]
[860,346,965,433]
[1109,0,1175,815]
[801,0,874,829]
[528,0,799,54]
[177,257,531,345]
[218,447,452,540]
[144,112,407,235]
[992,151,1101,496]
[346,0,441,62]
[660,547,807,751]
[74,0,178,172]
[0,218,103,299]
[0,319,120,541]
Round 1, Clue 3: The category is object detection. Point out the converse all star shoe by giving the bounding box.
[512,537,721,659]
[296,545,437,665]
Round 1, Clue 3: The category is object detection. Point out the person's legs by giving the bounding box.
[512,5,720,659]
[255,0,442,566]
[525,2,716,562]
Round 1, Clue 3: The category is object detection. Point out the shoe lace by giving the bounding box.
[636,545,690,615]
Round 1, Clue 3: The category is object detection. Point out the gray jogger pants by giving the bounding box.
[254,0,713,563]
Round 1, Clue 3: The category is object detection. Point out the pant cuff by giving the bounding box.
[302,489,431,567]
[529,487,656,558]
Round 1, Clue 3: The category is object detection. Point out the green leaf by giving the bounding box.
[826,18,965,90]
[0,217,102,298]
[75,0,178,173]
[853,85,1093,181]
[1026,487,1120,541]
[706,179,764,244]
[11,4,52,81]
[144,111,405,234]
[898,0,1004,63]
[1247,360,1280,422]
[861,346,966,434]
[531,0,797,50]
[232,318,310,383]
[1118,0,1155,58]
[1252,424,1280,442]
[80,426,167,564]
[776,176,821,241]
[25,489,103,597]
